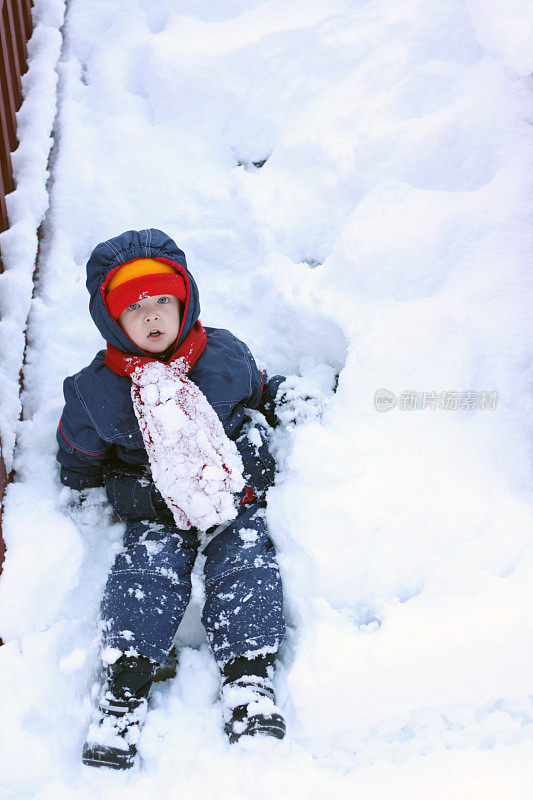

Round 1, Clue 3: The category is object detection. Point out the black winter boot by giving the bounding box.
[222,655,286,744]
[82,655,155,770]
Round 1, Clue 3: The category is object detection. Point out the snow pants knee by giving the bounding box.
[100,504,285,666]
[201,504,285,664]
[101,520,198,664]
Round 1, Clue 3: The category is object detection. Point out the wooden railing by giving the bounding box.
[0,0,34,571]
[0,0,32,232]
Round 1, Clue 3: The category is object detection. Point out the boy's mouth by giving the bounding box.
[148,330,163,339]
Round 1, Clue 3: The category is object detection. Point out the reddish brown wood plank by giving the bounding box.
[0,13,18,150]
[0,160,7,233]
[0,196,6,233]
[5,1,23,102]
[0,99,14,201]
[5,3,22,94]
[11,0,28,74]
[21,0,32,42]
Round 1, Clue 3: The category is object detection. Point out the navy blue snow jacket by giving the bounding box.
[56,229,284,519]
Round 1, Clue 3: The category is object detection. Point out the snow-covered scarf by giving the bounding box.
[105,321,244,530]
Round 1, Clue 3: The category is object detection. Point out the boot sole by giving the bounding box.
[227,713,286,744]
[82,743,135,770]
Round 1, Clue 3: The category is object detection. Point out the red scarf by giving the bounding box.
[104,321,244,530]
[104,319,208,377]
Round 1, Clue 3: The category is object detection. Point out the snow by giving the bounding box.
[466,0,533,75]
[0,0,532,797]
[0,0,65,473]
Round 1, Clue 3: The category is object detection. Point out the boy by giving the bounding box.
[57,229,293,769]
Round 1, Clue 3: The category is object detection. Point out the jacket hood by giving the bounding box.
[86,228,201,356]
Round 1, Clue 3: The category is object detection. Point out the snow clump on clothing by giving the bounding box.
[130,359,245,530]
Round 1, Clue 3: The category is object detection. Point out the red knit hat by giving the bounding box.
[105,258,187,320]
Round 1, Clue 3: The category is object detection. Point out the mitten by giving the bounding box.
[274,375,328,428]
[103,466,173,521]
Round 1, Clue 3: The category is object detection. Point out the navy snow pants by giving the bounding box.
[100,503,285,666]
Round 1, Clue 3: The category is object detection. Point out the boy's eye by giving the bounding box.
[157,297,169,304]
[127,302,140,310]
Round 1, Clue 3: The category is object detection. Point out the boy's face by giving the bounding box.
[117,295,182,354]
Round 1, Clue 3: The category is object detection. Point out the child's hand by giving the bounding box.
[67,488,92,510]
[63,486,108,523]
[103,467,173,522]
[275,376,328,428]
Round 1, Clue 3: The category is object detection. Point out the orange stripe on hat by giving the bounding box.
[105,257,187,320]
[106,258,176,293]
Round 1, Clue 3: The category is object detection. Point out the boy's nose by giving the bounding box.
[144,306,159,320]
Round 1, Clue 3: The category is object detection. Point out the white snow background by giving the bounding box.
[0,0,532,798]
